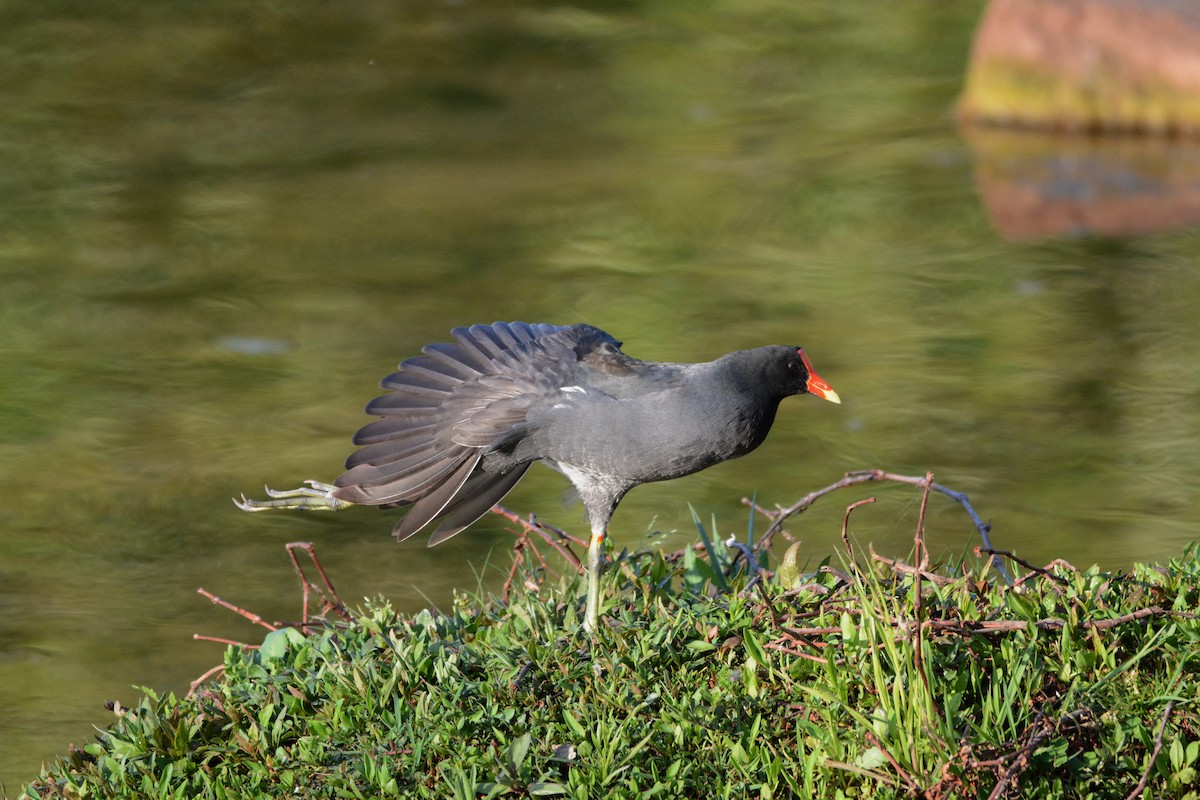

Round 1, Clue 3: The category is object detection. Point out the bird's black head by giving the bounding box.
[762,345,841,403]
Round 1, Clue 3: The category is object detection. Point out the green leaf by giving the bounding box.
[855,747,888,770]
[689,505,728,593]
[529,782,569,796]
[778,542,803,589]
[743,629,768,667]
[258,627,307,661]
[505,732,531,775]
[562,710,587,741]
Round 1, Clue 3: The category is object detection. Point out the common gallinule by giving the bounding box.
[237,321,840,632]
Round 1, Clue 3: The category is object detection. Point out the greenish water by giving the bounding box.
[4,1,1200,788]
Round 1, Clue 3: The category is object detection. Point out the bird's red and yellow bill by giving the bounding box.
[799,349,841,404]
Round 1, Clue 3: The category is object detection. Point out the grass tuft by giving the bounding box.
[18,511,1200,799]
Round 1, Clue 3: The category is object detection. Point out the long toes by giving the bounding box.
[261,483,333,499]
[233,496,258,511]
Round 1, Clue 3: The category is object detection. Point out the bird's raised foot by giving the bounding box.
[233,480,352,512]
[265,480,338,498]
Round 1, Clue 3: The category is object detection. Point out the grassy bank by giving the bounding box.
[18,481,1200,799]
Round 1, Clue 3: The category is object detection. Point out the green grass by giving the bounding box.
[18,517,1200,798]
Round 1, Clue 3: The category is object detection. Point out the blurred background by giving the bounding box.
[4,0,1200,788]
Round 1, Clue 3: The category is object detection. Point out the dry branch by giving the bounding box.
[743,469,1007,579]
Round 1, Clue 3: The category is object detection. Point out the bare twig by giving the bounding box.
[774,605,1179,645]
[724,538,765,594]
[1125,701,1176,800]
[744,469,1009,580]
[978,547,1071,587]
[986,707,1056,800]
[912,472,935,716]
[192,634,261,648]
[502,535,529,600]
[195,588,279,631]
[763,640,829,664]
[286,541,351,623]
[780,624,843,637]
[187,664,227,697]
[491,505,584,571]
[869,550,957,586]
[864,730,922,796]
[753,576,785,627]
[967,606,1175,634]
[840,497,875,573]
[193,543,353,692]
[914,472,933,572]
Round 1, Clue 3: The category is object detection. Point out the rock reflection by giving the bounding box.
[962,127,1200,240]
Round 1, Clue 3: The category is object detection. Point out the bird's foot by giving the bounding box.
[233,480,352,512]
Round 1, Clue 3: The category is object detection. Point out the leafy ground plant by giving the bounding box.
[18,472,1200,799]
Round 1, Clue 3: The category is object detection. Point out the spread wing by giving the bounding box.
[332,321,621,542]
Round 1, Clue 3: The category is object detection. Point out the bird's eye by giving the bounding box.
[787,360,801,373]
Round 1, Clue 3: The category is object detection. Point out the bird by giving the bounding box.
[236,321,840,633]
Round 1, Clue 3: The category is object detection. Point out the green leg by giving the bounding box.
[584,525,606,633]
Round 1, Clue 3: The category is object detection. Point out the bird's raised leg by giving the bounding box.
[234,480,353,512]
[584,521,606,634]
